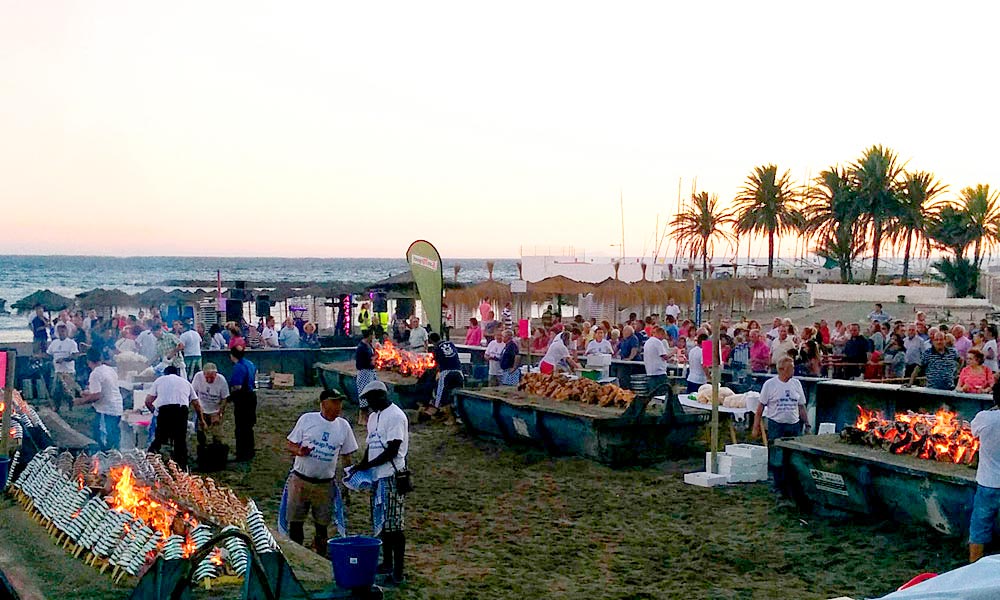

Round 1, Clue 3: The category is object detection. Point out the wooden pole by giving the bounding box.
[1,350,15,456]
[709,314,721,473]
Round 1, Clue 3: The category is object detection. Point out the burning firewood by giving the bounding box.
[842,405,980,466]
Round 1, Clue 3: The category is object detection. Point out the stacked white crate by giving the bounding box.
[704,444,768,483]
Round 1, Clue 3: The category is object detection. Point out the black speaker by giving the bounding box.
[373,292,388,313]
[226,300,244,323]
[255,294,271,318]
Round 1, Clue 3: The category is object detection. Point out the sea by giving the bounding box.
[0,255,520,343]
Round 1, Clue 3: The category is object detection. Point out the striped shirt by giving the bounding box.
[921,347,960,390]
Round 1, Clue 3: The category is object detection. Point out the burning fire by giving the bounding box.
[209,547,224,566]
[848,406,980,465]
[106,466,199,543]
[374,341,436,377]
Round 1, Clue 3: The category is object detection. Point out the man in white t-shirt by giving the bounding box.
[191,362,230,447]
[355,381,409,584]
[285,390,358,554]
[48,323,81,412]
[585,328,613,356]
[664,299,681,321]
[753,356,809,441]
[686,333,709,393]
[407,316,428,351]
[179,324,203,381]
[983,325,999,373]
[485,335,506,386]
[75,348,124,451]
[969,396,1000,563]
[146,365,199,467]
[261,316,280,348]
[643,326,674,401]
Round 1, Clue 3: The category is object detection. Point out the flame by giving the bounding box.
[373,341,436,377]
[8,427,15,438]
[0,401,5,414]
[852,405,980,464]
[209,547,224,566]
[106,466,199,540]
[181,535,197,558]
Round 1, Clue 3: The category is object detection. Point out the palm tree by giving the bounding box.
[803,167,862,283]
[957,184,1000,270]
[670,191,736,277]
[733,165,802,277]
[850,145,906,284]
[894,171,946,282]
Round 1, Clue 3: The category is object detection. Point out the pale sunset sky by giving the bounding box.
[1,2,997,259]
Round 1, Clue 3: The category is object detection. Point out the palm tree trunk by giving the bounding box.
[767,230,774,277]
[974,238,982,270]
[902,229,913,283]
[869,223,881,285]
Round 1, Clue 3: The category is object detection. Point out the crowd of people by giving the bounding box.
[461,301,998,396]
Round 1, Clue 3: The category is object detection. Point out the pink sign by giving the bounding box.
[518,319,529,339]
[0,352,6,389]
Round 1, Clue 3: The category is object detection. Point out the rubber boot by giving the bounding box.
[313,524,328,557]
[289,522,305,546]
[377,531,393,575]
[392,531,406,584]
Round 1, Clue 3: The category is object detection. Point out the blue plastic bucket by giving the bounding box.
[0,456,9,491]
[328,536,381,589]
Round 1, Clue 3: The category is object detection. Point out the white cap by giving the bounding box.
[360,380,388,397]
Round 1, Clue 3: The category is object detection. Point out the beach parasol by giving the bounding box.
[632,264,668,308]
[134,288,169,307]
[527,275,593,302]
[12,289,73,313]
[447,261,512,308]
[76,288,136,309]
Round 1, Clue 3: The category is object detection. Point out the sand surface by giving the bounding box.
[22,387,971,599]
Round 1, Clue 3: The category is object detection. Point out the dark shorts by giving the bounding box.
[766,419,802,442]
[970,484,1000,545]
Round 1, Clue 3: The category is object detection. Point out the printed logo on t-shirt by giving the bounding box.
[322,432,330,442]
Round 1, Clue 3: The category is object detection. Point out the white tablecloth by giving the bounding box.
[671,395,756,422]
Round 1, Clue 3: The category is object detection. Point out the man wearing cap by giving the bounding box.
[285,390,358,555]
[355,380,409,584]
[191,362,229,448]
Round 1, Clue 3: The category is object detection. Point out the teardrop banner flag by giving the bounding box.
[406,240,444,334]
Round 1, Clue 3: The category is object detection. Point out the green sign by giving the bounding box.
[406,240,444,334]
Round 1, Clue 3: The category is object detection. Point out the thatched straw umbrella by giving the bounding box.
[594,263,636,321]
[446,261,511,309]
[12,289,73,313]
[76,288,136,312]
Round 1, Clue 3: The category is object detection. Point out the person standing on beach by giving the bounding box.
[75,348,123,451]
[136,321,159,364]
[261,316,280,348]
[285,390,358,555]
[907,331,960,391]
[179,323,203,380]
[146,365,198,467]
[229,346,258,461]
[279,317,301,348]
[153,324,186,378]
[407,316,428,352]
[485,333,505,386]
[353,381,409,585]
[355,328,378,426]
[358,302,372,333]
[969,382,1000,562]
[29,304,50,355]
[48,323,81,412]
[192,362,229,448]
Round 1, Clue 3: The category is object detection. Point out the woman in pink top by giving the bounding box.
[957,348,994,393]
[465,318,483,346]
[748,329,771,373]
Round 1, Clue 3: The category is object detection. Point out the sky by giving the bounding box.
[2,1,998,259]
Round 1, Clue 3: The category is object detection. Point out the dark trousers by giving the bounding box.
[233,390,257,460]
[766,419,802,494]
[905,363,918,377]
[148,404,189,467]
